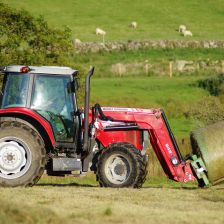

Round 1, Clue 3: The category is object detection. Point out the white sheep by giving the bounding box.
[179,25,186,33]
[96,28,106,35]
[74,38,82,44]
[182,30,193,37]
[130,21,137,29]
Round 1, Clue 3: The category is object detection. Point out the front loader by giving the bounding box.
[0,65,223,188]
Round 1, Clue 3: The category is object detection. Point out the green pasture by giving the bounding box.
[2,0,224,41]
[75,48,224,77]
[0,2,224,224]
[78,48,224,63]
[90,76,208,138]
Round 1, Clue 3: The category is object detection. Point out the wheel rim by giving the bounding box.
[104,154,131,185]
[0,137,32,179]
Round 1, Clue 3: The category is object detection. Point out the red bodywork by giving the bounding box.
[0,107,195,183]
[95,107,196,183]
[0,108,55,147]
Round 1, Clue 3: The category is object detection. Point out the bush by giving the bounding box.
[186,96,224,125]
[0,2,73,66]
[197,74,224,96]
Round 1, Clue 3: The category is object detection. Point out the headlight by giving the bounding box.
[171,156,179,166]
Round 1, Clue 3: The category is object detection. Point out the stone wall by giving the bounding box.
[75,40,224,53]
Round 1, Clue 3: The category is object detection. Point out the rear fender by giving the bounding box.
[0,108,55,150]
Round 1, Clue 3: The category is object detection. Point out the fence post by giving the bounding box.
[169,61,173,78]
[145,60,149,75]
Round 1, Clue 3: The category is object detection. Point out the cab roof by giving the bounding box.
[0,65,78,76]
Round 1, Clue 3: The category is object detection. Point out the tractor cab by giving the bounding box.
[0,66,80,146]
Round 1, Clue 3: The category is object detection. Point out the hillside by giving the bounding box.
[2,0,224,41]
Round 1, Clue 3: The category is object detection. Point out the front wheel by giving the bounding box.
[0,121,46,187]
[97,143,147,188]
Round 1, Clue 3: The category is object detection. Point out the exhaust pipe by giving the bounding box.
[83,67,95,152]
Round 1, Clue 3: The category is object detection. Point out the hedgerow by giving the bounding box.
[197,74,224,96]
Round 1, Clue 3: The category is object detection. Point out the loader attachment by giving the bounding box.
[190,121,224,186]
[189,155,210,187]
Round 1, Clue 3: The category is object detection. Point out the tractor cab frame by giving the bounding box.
[0,65,81,151]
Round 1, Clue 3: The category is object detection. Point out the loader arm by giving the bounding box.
[143,110,195,183]
[96,107,196,183]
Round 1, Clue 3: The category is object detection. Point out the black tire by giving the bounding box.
[97,142,147,188]
[0,121,46,187]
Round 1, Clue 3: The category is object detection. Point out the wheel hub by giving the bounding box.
[114,164,125,175]
[105,154,131,184]
[6,154,14,161]
[0,139,30,178]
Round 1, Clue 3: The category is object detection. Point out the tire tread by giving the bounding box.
[97,142,148,188]
[0,121,46,187]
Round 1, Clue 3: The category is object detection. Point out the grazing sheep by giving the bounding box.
[74,38,82,44]
[95,28,106,43]
[182,30,193,37]
[179,25,186,33]
[96,28,106,35]
[130,21,137,29]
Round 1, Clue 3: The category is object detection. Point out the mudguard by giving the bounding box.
[0,107,55,148]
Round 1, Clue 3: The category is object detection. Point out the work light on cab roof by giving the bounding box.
[20,66,30,73]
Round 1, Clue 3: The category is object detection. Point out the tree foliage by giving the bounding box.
[0,2,74,66]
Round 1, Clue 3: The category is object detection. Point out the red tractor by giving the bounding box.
[0,65,213,187]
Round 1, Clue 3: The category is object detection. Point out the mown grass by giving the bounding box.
[0,197,62,224]
[38,173,198,189]
[0,174,223,224]
[3,0,224,41]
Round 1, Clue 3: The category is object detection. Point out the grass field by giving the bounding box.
[76,48,224,65]
[90,76,208,138]
[0,174,223,224]
[1,1,224,223]
[2,0,224,41]
[74,48,224,77]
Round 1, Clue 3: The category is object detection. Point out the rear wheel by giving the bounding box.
[97,143,147,188]
[0,121,46,187]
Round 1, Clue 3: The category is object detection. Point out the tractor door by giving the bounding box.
[31,74,79,145]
